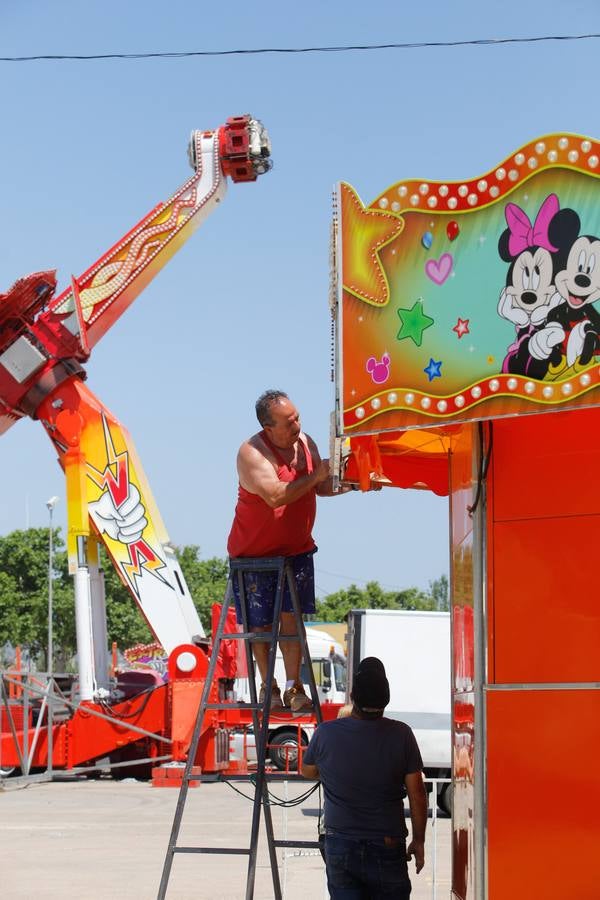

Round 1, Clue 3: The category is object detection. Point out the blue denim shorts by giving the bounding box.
[230,550,316,628]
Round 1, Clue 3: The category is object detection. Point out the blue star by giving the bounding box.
[424,358,443,382]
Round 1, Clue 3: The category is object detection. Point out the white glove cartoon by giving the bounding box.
[530,291,565,327]
[498,290,529,327]
[529,324,565,360]
[566,321,589,367]
[90,484,148,544]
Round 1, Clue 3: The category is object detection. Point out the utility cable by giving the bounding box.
[223,775,320,806]
[1,33,600,63]
[467,422,494,517]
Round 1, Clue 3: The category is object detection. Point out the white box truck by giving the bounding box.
[232,628,347,770]
[346,608,451,813]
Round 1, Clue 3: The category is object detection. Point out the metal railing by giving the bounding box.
[0,669,172,782]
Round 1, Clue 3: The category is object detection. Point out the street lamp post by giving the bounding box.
[46,495,59,778]
[46,496,59,678]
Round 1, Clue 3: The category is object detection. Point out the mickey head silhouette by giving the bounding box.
[366,353,391,384]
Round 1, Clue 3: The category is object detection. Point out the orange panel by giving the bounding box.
[487,690,600,900]
[492,516,600,683]
[491,407,600,522]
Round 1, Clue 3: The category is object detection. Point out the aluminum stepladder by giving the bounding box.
[157,555,323,900]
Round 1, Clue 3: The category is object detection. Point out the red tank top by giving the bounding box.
[227,431,317,558]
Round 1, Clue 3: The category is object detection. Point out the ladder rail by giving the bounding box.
[240,560,284,900]
[157,555,321,900]
[157,596,233,900]
[285,563,323,726]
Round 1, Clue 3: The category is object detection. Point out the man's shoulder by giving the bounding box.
[302,432,319,452]
[315,718,350,738]
[380,717,419,739]
[239,433,271,461]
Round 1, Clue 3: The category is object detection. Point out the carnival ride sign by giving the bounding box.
[334,133,600,434]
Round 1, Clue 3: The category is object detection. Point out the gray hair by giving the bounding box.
[255,390,288,427]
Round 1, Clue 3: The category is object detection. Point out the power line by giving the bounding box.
[2,33,600,63]
[315,567,427,593]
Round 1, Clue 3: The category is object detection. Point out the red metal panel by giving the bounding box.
[487,689,600,900]
[493,515,600,683]
[489,411,600,684]
[491,407,600,522]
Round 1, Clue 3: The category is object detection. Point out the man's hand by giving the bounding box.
[314,458,330,483]
[405,770,427,874]
[300,761,319,780]
[406,838,425,873]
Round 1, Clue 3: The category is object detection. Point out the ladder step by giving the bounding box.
[174,846,252,855]
[230,556,289,572]
[224,632,273,642]
[218,632,302,643]
[273,840,322,849]
[204,703,263,711]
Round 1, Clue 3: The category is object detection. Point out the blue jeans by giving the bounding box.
[324,834,411,899]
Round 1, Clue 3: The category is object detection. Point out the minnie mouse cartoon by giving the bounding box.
[497,193,565,378]
[545,208,600,369]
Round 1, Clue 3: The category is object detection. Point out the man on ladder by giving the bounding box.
[227,389,353,712]
[159,390,377,899]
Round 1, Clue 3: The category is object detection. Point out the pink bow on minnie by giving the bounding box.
[505,193,559,256]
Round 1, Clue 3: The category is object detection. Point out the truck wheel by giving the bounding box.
[437,783,452,816]
[269,730,307,771]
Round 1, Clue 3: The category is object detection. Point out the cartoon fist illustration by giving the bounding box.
[90,484,148,544]
[528,323,565,361]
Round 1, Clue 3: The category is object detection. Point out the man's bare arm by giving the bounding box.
[237,440,329,508]
[405,771,427,874]
[304,435,351,497]
[301,761,320,779]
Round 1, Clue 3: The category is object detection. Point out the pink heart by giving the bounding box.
[425,252,453,285]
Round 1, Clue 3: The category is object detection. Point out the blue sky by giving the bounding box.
[1,1,599,599]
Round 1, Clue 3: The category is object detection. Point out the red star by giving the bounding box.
[453,317,470,339]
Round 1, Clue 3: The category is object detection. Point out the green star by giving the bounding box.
[396,300,434,346]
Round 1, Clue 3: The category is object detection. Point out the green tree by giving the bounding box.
[393,586,436,611]
[316,583,369,622]
[0,527,75,666]
[0,529,232,660]
[315,580,437,622]
[428,574,449,611]
[175,546,228,633]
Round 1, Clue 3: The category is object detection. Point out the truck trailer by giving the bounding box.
[346,608,451,813]
[230,627,346,770]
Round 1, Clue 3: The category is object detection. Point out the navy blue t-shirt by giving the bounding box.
[303,716,423,838]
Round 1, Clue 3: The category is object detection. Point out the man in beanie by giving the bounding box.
[302,656,427,898]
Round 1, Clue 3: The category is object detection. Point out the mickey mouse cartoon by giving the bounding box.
[497,193,565,378]
[546,208,600,368]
